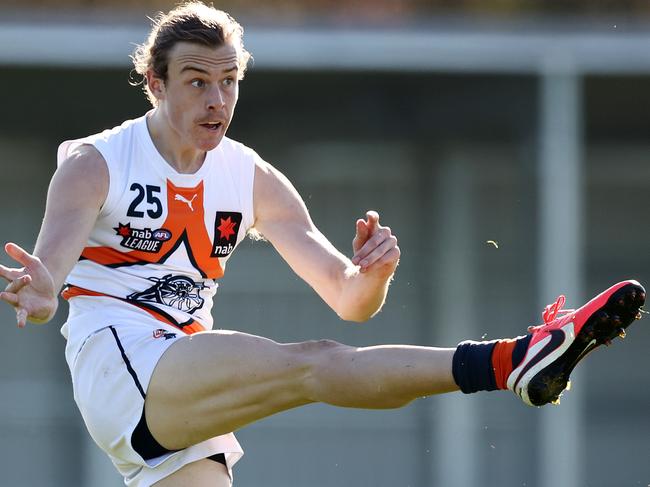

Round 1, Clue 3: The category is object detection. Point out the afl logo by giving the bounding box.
[153,229,172,241]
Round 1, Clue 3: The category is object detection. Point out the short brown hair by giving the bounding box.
[131,1,251,105]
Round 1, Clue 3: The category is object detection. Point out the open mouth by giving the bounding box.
[200,122,223,131]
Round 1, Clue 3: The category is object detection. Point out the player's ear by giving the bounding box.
[145,69,166,102]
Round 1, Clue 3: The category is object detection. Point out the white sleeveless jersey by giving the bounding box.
[58,115,256,335]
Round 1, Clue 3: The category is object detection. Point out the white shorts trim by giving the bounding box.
[64,298,243,487]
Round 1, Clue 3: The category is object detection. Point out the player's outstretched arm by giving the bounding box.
[253,160,399,322]
[0,145,108,327]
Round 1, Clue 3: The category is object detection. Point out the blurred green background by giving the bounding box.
[1,1,649,486]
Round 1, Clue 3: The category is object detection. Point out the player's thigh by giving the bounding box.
[152,458,231,487]
[145,330,341,449]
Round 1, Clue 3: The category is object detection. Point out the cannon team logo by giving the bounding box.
[128,274,207,314]
[211,211,242,257]
[114,222,172,253]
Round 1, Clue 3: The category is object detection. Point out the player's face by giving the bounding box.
[155,41,240,152]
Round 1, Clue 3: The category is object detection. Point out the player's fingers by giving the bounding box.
[0,263,24,282]
[0,292,31,328]
[365,211,380,234]
[357,235,398,271]
[0,291,20,307]
[355,219,368,240]
[352,219,369,259]
[361,246,401,274]
[353,226,393,262]
[4,275,32,294]
[5,242,39,268]
[16,307,28,328]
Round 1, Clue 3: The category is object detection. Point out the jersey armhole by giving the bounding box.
[91,140,122,218]
[243,151,259,234]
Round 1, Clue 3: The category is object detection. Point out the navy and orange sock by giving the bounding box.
[452,335,531,393]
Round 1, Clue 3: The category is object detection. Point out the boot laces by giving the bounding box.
[528,295,575,332]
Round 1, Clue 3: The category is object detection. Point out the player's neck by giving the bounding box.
[146,109,207,174]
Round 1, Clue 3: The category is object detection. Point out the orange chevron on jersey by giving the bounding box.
[80,180,225,279]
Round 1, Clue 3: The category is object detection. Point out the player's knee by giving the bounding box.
[291,338,345,356]
[287,339,350,376]
[311,338,343,351]
[284,339,354,399]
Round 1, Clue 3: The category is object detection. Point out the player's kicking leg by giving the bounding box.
[145,280,645,453]
[145,331,458,450]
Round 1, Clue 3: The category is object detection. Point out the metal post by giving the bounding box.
[538,60,584,487]
[430,154,479,487]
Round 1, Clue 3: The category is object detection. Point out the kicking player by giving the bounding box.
[0,3,645,486]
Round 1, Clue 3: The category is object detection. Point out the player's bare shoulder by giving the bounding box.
[251,156,315,251]
[64,144,107,170]
[253,157,277,194]
[53,144,109,212]
[253,158,307,221]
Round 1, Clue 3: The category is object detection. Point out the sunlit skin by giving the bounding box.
[146,41,240,174]
[0,20,420,487]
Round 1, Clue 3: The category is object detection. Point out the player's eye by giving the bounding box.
[191,79,205,88]
[222,77,235,87]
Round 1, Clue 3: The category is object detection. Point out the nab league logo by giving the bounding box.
[211,211,242,257]
[114,222,172,252]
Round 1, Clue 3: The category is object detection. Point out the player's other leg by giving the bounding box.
[454,280,646,406]
[152,458,230,487]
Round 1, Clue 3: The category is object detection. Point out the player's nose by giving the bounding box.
[206,86,225,111]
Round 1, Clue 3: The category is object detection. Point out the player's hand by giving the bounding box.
[351,210,400,276]
[0,243,58,328]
